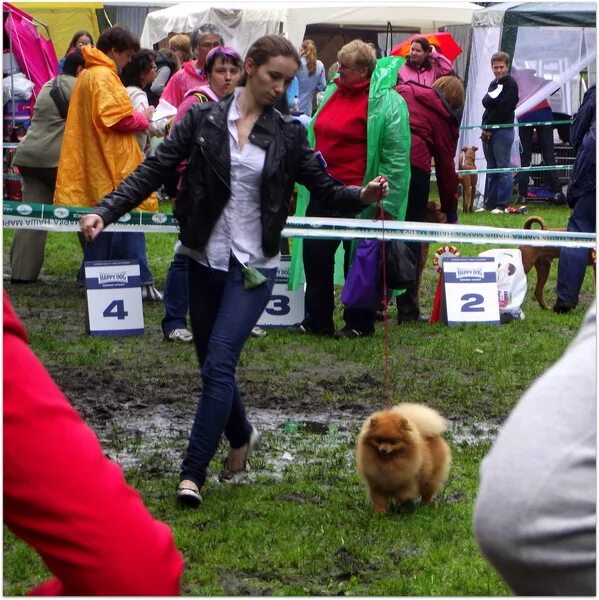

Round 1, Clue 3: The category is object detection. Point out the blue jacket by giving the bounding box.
[568,86,596,205]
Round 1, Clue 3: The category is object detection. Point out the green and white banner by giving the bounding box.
[3,201,596,248]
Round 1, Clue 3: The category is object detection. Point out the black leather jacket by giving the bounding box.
[93,94,364,257]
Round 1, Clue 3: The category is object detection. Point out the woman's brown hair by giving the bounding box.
[168,34,192,63]
[301,39,317,76]
[432,76,465,112]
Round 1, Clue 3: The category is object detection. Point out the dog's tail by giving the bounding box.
[394,403,447,437]
[523,216,548,230]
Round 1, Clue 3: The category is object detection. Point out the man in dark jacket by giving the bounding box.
[481,51,519,210]
[554,85,596,313]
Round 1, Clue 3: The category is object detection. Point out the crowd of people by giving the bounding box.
[5,22,595,595]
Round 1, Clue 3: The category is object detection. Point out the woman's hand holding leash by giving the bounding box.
[80,214,104,242]
[360,176,389,205]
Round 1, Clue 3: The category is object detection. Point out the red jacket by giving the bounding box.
[313,77,370,186]
[3,292,184,595]
[394,81,460,221]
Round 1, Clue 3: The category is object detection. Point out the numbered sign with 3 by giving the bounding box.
[257,256,305,328]
[85,260,144,336]
[442,257,500,326]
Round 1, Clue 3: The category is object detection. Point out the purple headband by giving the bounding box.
[205,46,243,73]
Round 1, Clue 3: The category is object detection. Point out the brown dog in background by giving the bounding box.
[458,146,478,213]
[520,215,595,309]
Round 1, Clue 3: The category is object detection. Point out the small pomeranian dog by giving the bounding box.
[356,403,451,513]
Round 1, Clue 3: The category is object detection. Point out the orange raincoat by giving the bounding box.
[54,46,157,212]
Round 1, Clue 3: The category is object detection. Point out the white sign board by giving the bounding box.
[442,257,500,326]
[85,260,144,336]
[257,255,305,327]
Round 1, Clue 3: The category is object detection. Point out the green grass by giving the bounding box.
[2,198,594,595]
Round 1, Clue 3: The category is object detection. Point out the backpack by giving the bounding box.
[49,77,69,119]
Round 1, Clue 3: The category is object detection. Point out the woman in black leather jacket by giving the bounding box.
[80,34,388,508]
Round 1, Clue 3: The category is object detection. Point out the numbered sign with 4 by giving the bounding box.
[442,257,500,326]
[85,260,144,336]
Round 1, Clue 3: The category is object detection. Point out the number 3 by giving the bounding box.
[461,293,484,312]
[265,295,290,316]
[103,299,129,320]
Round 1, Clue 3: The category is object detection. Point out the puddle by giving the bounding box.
[94,405,501,472]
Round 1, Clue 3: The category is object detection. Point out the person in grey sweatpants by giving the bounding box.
[474,302,596,595]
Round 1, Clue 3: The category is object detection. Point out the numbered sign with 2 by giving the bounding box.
[85,260,144,336]
[442,257,500,326]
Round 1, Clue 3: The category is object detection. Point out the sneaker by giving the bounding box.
[552,192,567,205]
[397,313,429,325]
[250,326,267,338]
[474,207,486,213]
[177,479,202,507]
[287,323,310,334]
[166,328,193,343]
[141,284,163,302]
[334,327,371,339]
[220,426,260,484]
[287,322,333,336]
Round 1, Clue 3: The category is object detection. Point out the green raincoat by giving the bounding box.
[288,55,411,291]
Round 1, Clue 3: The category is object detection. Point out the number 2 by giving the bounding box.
[461,293,484,312]
[103,299,129,320]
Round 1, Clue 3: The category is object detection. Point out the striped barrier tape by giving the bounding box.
[3,163,573,182]
[461,118,574,131]
[3,201,595,249]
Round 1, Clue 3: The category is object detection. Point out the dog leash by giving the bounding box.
[373,177,393,408]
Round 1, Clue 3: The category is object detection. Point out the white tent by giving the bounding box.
[140,1,479,55]
[459,2,596,202]
[140,3,287,55]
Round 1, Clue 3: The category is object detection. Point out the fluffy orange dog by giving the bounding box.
[458,146,478,213]
[356,403,451,513]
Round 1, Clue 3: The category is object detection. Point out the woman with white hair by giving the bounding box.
[160,23,224,107]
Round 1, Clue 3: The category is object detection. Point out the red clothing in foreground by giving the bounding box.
[313,77,370,186]
[395,81,460,220]
[3,292,184,596]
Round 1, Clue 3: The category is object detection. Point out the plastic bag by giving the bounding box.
[3,72,35,101]
[340,239,381,311]
[479,248,526,320]
[379,240,417,290]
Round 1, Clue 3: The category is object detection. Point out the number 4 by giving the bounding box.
[103,299,129,320]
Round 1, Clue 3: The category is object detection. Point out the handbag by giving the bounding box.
[379,240,418,290]
[340,239,383,311]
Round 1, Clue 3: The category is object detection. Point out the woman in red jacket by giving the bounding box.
[394,75,465,322]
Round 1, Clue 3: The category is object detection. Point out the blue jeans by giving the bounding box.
[483,128,515,209]
[556,192,596,307]
[161,252,189,336]
[80,232,154,284]
[180,256,277,487]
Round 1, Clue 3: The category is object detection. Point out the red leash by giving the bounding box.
[373,178,392,407]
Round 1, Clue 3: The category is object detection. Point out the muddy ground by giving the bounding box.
[44,349,500,474]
